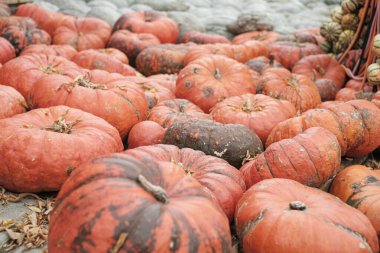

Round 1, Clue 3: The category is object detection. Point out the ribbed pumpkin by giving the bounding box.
[113,10,179,44]
[53,17,112,51]
[127,121,165,148]
[124,144,246,220]
[176,55,255,112]
[29,70,149,138]
[335,88,374,102]
[330,165,380,241]
[292,54,346,89]
[107,30,160,65]
[232,31,281,44]
[49,154,232,252]
[211,94,296,143]
[235,178,379,253]
[181,31,230,44]
[136,43,194,76]
[20,44,78,59]
[245,55,282,74]
[147,74,177,93]
[0,85,27,120]
[267,100,380,157]
[372,91,380,108]
[0,105,123,192]
[260,67,321,113]
[71,49,136,76]
[148,99,211,128]
[269,41,323,69]
[0,37,15,64]
[241,127,341,189]
[0,53,84,100]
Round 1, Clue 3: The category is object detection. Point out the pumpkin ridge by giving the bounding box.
[293,138,320,182]
[263,149,275,178]
[109,90,142,121]
[278,142,300,177]
[318,126,341,176]
[318,218,374,253]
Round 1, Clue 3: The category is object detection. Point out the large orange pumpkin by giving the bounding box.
[49,154,231,252]
[0,105,123,192]
[113,10,179,44]
[0,36,15,64]
[0,53,84,100]
[148,99,211,128]
[53,17,112,51]
[181,31,230,44]
[210,94,296,143]
[260,67,321,113]
[107,30,160,65]
[0,84,27,119]
[330,165,380,241]
[124,144,246,220]
[29,70,149,138]
[20,44,78,60]
[71,49,136,76]
[176,55,255,112]
[232,31,281,44]
[241,127,341,189]
[235,178,379,253]
[267,100,380,157]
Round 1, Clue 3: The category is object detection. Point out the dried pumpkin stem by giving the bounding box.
[111,232,128,253]
[137,175,169,204]
[289,201,307,211]
[284,76,300,91]
[214,68,222,80]
[44,110,80,134]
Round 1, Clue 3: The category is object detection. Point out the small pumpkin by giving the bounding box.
[372,34,380,57]
[260,67,321,113]
[320,21,343,42]
[242,127,341,188]
[341,13,359,30]
[49,154,232,252]
[210,94,296,143]
[331,6,344,23]
[235,178,379,253]
[124,144,246,220]
[0,84,27,120]
[113,10,179,44]
[107,30,161,65]
[176,55,255,112]
[20,44,78,59]
[338,30,355,49]
[127,120,165,148]
[342,0,359,14]
[0,36,15,64]
[330,165,380,241]
[181,31,230,44]
[0,105,123,192]
[163,119,263,168]
[148,99,211,128]
[367,63,380,86]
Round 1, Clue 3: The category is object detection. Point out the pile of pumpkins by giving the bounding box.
[0,2,379,253]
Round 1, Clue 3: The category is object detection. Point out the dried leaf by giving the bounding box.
[111,232,128,253]
[27,206,42,213]
[5,228,25,244]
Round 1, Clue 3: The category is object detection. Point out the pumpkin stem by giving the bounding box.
[44,110,80,134]
[214,68,222,80]
[289,201,307,211]
[178,102,186,113]
[268,53,275,66]
[284,75,300,91]
[315,65,326,75]
[138,175,169,204]
[40,64,61,75]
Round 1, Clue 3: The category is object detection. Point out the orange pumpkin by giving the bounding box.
[0,84,27,119]
[127,121,165,148]
[246,55,282,74]
[236,178,379,253]
[232,31,281,44]
[335,88,373,102]
[176,55,255,112]
[181,31,230,44]
[372,91,380,108]
[20,44,77,59]
[147,74,177,93]
[0,36,15,64]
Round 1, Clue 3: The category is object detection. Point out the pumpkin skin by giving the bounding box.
[266,100,380,157]
[176,55,255,113]
[0,105,123,192]
[96,48,129,64]
[123,76,175,109]
[181,31,230,44]
[124,144,246,220]
[113,10,179,44]
[53,17,112,51]
[71,49,136,76]
[241,127,341,189]
[292,54,346,89]
[232,31,281,44]
[147,74,177,93]
[269,41,323,69]
[211,94,296,143]
[135,43,194,76]
[20,44,78,60]
[0,85,27,120]
[330,165,380,240]
[49,154,232,253]
[0,53,84,100]
[107,30,161,65]
[127,121,165,149]
[0,37,15,64]
[163,119,263,168]
[148,99,211,128]
[235,178,379,253]
[260,67,321,113]
[245,55,282,74]
[315,78,340,101]
[335,88,374,102]
[29,70,149,139]
[372,91,380,108]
